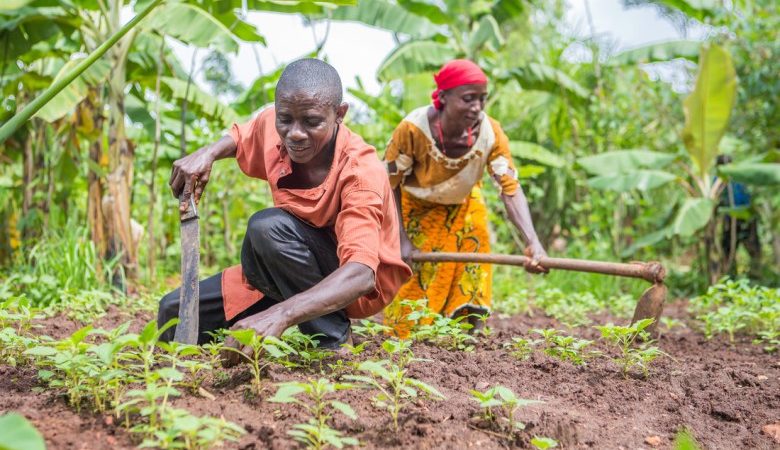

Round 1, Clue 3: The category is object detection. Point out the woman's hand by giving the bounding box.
[400,234,420,268]
[524,241,549,274]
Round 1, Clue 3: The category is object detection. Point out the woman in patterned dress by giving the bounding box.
[383,59,548,337]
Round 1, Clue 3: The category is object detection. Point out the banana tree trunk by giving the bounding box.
[104,53,138,285]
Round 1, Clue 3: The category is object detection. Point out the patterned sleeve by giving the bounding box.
[384,122,415,189]
[486,119,519,196]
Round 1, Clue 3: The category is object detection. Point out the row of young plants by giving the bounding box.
[394,298,663,379]
[0,295,564,449]
[688,278,779,351]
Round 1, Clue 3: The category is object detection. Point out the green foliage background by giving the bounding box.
[0,0,778,308]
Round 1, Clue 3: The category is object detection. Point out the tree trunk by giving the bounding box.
[146,36,165,286]
[87,105,107,274]
[104,50,137,287]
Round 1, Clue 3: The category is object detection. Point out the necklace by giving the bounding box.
[436,112,472,156]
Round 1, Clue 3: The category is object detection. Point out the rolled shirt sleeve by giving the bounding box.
[383,123,416,189]
[335,189,384,275]
[229,108,273,180]
[486,119,519,196]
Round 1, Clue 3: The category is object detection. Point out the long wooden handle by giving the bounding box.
[411,252,666,284]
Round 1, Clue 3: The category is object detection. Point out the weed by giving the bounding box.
[352,319,391,338]
[402,299,476,351]
[341,341,369,356]
[503,337,537,361]
[595,319,663,378]
[533,329,598,366]
[141,407,245,450]
[470,385,541,438]
[270,378,358,449]
[223,329,295,393]
[281,328,333,371]
[380,338,416,369]
[689,278,780,343]
[531,436,559,449]
[347,359,444,432]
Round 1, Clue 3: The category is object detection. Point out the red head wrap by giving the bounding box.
[431,59,488,110]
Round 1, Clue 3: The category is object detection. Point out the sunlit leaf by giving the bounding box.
[577,149,677,176]
[682,44,737,181]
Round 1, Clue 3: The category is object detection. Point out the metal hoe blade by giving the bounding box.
[174,195,199,344]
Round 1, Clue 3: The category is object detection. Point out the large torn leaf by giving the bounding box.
[502,63,590,100]
[377,40,456,81]
[161,77,239,127]
[577,149,677,176]
[610,40,700,66]
[509,141,565,168]
[329,0,441,38]
[671,197,714,237]
[34,57,110,122]
[718,162,780,186]
[145,3,240,53]
[587,170,676,191]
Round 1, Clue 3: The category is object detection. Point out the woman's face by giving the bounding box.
[440,84,488,127]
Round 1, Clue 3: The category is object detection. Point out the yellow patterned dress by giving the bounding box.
[383,106,520,337]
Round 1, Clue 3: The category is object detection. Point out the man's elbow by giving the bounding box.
[354,265,376,297]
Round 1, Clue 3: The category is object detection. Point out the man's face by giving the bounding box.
[441,84,488,126]
[275,91,347,164]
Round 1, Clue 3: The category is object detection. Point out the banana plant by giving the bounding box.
[578,43,777,277]
[325,0,589,103]
[0,0,354,281]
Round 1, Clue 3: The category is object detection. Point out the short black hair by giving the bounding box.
[717,154,733,165]
[275,58,343,107]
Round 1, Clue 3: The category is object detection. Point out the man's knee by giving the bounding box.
[157,290,180,328]
[245,208,299,254]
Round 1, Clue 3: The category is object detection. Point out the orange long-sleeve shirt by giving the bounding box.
[221,107,411,321]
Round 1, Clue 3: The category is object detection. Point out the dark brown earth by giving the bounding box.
[1,300,779,450]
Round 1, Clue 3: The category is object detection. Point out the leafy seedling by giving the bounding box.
[282,328,333,371]
[352,319,391,338]
[470,385,541,439]
[346,359,444,432]
[270,378,358,449]
[504,337,538,361]
[531,436,559,449]
[595,318,663,378]
[223,329,295,393]
[533,329,598,366]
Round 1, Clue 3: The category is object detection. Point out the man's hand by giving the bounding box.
[524,241,549,274]
[400,234,420,268]
[169,146,216,212]
[221,305,292,367]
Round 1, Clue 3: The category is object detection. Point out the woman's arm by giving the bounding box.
[501,186,548,273]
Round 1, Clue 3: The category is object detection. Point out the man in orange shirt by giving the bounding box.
[159,59,410,352]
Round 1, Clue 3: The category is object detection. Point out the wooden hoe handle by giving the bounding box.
[411,252,666,284]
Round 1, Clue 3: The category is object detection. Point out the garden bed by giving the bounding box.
[1,300,778,449]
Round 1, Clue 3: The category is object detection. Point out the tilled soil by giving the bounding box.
[1,301,779,450]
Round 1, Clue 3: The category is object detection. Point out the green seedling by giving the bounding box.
[282,328,333,370]
[690,278,780,343]
[341,341,369,356]
[346,359,444,432]
[0,412,46,450]
[533,329,598,366]
[411,314,476,351]
[159,341,210,393]
[118,366,184,436]
[0,296,44,334]
[531,436,559,449]
[595,318,663,378]
[503,337,537,361]
[223,329,295,393]
[469,385,541,439]
[140,407,245,450]
[270,378,358,449]
[352,319,391,337]
[380,338,416,369]
[25,325,96,411]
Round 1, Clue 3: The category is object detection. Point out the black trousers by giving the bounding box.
[158,208,350,348]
